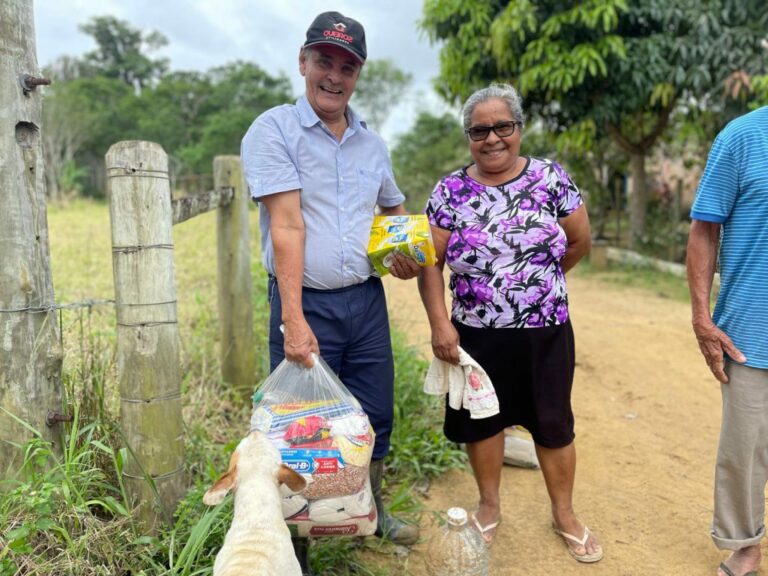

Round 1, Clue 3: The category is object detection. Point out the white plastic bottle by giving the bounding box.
[426,507,489,576]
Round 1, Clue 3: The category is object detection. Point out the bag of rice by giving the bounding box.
[251,354,377,537]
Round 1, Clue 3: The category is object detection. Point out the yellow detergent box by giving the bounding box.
[367,215,436,276]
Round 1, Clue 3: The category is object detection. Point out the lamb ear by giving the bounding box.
[203,451,240,505]
[277,463,307,493]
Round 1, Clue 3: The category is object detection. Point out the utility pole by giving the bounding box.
[0,0,64,480]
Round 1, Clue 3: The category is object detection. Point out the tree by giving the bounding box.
[60,76,139,197]
[1,0,63,479]
[42,78,99,199]
[135,71,213,155]
[353,59,413,132]
[41,18,301,198]
[79,16,168,92]
[421,0,768,248]
[174,62,294,175]
[391,112,469,212]
[753,74,768,108]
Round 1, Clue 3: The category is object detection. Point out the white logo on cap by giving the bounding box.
[333,22,347,32]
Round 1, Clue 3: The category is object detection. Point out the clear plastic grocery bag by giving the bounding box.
[250,354,377,537]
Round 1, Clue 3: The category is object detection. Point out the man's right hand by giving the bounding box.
[692,319,746,383]
[283,319,320,368]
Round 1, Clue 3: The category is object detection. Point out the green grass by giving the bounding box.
[1,199,464,576]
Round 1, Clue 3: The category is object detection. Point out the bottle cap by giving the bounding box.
[446,507,468,526]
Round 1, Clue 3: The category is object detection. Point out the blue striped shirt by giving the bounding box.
[690,106,768,368]
[242,96,405,290]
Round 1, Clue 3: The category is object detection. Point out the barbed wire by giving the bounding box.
[0,298,182,315]
[0,299,116,314]
[112,243,174,254]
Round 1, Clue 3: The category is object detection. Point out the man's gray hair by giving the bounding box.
[301,45,363,68]
[461,83,525,130]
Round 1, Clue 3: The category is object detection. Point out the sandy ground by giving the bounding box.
[379,270,743,576]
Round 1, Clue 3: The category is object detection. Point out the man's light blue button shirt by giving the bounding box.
[242,96,405,290]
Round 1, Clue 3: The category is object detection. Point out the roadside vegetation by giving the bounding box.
[0,201,464,576]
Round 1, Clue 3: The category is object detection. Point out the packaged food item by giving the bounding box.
[367,215,436,276]
[251,355,377,537]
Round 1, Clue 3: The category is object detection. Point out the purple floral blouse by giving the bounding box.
[425,157,583,329]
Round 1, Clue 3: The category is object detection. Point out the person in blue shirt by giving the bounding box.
[687,105,768,576]
[241,10,420,574]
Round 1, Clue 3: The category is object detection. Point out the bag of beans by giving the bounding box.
[250,354,377,537]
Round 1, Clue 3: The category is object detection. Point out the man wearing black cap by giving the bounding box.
[241,10,420,574]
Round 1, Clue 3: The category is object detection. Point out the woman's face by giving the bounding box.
[467,98,522,178]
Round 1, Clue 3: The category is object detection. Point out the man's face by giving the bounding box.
[299,45,362,123]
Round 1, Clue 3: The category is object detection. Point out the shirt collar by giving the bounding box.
[296,95,368,133]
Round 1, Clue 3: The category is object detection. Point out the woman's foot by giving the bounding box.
[717,545,761,576]
[471,502,501,545]
[552,513,603,562]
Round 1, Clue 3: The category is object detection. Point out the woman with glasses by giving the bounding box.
[417,83,599,561]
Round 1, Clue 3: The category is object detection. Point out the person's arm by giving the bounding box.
[559,204,591,274]
[378,203,420,279]
[417,225,459,364]
[378,204,406,217]
[261,190,318,367]
[686,219,745,383]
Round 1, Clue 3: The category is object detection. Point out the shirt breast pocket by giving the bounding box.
[357,168,382,214]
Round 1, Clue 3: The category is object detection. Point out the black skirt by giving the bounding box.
[443,318,576,449]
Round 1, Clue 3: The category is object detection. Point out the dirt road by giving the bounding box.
[381,270,733,576]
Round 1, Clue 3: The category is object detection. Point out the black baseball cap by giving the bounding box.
[303,11,367,63]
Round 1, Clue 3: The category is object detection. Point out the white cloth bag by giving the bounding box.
[424,347,500,419]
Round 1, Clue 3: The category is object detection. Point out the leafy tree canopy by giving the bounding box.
[420,0,768,246]
[422,0,767,129]
[42,16,413,197]
[79,16,169,89]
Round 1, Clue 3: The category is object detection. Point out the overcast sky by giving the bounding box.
[33,0,456,144]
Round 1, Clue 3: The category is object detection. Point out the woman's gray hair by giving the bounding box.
[461,83,525,130]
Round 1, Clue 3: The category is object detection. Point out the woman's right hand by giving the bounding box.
[432,321,460,365]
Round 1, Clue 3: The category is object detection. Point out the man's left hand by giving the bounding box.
[388,252,420,280]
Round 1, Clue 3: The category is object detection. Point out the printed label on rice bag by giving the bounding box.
[288,507,378,537]
[309,524,360,536]
[314,456,340,474]
[280,448,345,474]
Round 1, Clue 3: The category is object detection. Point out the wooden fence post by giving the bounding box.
[0,0,63,480]
[106,141,185,530]
[214,156,255,393]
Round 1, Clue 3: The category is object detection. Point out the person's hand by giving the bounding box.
[692,319,746,383]
[432,320,460,365]
[282,319,320,368]
[388,252,421,280]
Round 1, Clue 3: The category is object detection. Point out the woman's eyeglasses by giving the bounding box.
[465,121,521,141]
